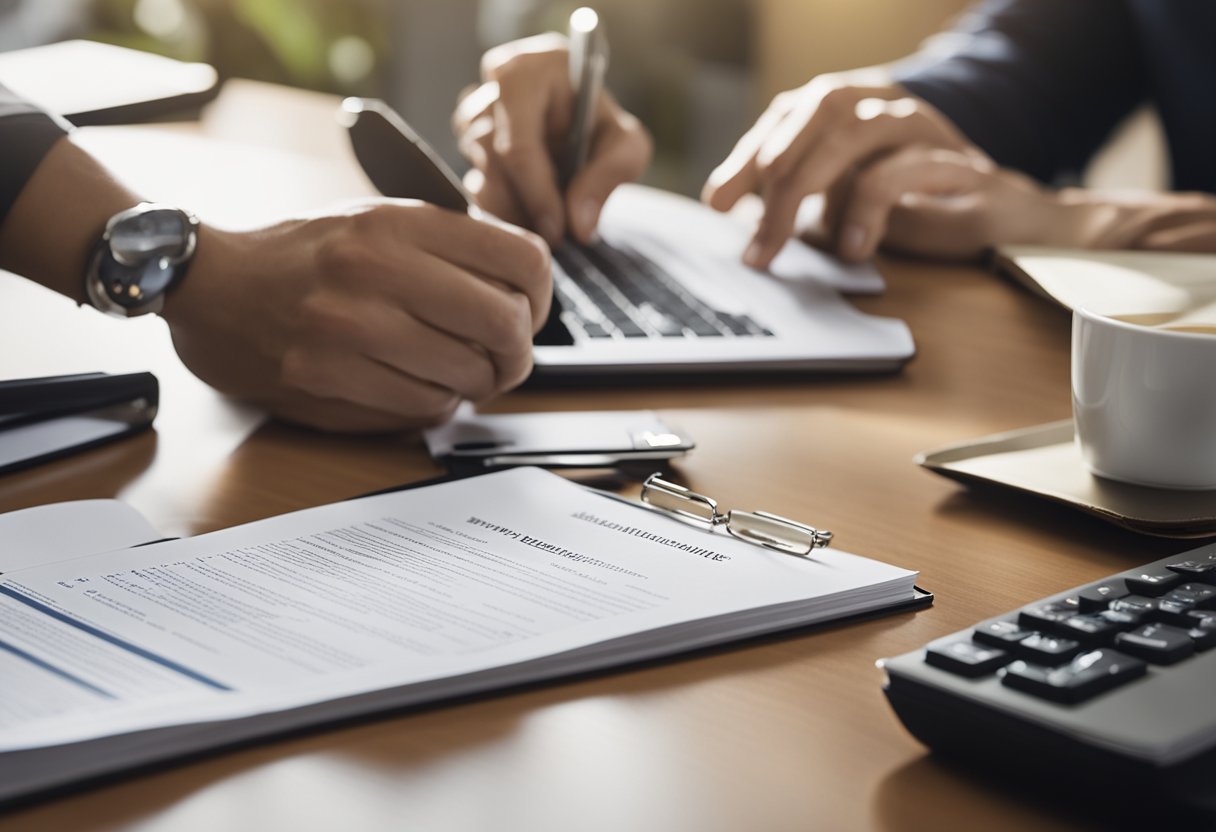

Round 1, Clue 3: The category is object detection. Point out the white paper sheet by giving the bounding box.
[0,468,915,758]
[0,500,163,574]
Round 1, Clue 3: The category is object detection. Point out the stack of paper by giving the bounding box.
[0,468,919,805]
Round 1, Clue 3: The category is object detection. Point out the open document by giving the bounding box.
[0,468,921,805]
[0,499,164,574]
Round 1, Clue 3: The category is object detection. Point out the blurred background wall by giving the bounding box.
[755,0,966,99]
[0,0,1164,195]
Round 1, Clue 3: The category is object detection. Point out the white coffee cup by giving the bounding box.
[1072,306,1216,490]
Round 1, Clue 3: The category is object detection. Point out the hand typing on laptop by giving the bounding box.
[451,38,1026,268]
[699,70,1202,267]
[701,72,993,267]
[456,43,1062,270]
[439,15,913,374]
[466,3,1216,272]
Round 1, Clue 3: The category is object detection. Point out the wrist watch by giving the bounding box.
[84,203,200,317]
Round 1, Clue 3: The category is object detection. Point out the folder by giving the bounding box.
[0,371,158,476]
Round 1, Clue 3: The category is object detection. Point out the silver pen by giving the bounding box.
[558,7,609,191]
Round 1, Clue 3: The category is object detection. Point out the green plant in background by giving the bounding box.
[76,0,754,196]
[85,0,389,95]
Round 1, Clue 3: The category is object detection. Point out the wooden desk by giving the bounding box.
[0,81,1191,832]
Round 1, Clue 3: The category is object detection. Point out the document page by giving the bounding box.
[1,468,915,753]
[0,499,163,573]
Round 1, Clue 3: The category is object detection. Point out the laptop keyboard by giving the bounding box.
[551,240,774,340]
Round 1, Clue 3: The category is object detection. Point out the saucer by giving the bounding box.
[916,421,1216,538]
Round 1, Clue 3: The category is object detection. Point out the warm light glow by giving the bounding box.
[133,0,188,38]
[329,35,376,85]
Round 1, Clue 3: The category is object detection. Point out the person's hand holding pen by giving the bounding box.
[452,17,996,267]
[3,133,551,434]
[452,18,652,247]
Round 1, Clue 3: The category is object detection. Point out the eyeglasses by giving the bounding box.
[640,473,833,557]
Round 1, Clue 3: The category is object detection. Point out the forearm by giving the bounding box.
[1047,189,1216,252]
[0,135,143,303]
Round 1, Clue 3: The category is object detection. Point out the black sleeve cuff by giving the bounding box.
[0,104,71,228]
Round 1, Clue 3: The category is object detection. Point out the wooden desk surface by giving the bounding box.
[0,81,1192,832]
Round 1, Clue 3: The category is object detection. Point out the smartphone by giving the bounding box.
[339,96,472,211]
[424,406,694,471]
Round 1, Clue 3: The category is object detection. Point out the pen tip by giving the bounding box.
[570,7,599,33]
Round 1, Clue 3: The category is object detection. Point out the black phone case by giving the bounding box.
[0,372,158,476]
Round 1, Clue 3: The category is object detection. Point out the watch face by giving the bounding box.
[96,247,179,308]
[108,207,193,266]
[91,205,198,314]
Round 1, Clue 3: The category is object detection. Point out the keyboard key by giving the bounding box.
[1018,602,1079,633]
[1096,607,1148,628]
[1000,649,1147,704]
[716,313,754,337]
[581,321,612,338]
[1074,580,1128,612]
[738,315,766,335]
[554,239,775,343]
[1155,599,1199,627]
[1114,623,1196,665]
[1175,583,1216,608]
[1124,569,1183,597]
[1058,614,1128,644]
[973,620,1034,648]
[1166,554,1216,583]
[1186,611,1216,650]
[1109,595,1159,618]
[925,640,1011,678]
[1154,584,1216,625]
[635,303,685,337]
[686,317,725,337]
[1017,633,1085,665]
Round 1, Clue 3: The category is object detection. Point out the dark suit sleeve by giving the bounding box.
[893,0,1147,184]
[0,82,71,227]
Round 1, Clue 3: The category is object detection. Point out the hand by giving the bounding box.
[162,201,551,433]
[702,74,982,268]
[834,147,1216,261]
[821,146,1063,261]
[453,33,652,245]
[1060,190,1216,253]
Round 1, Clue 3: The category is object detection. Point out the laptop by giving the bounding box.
[343,99,915,380]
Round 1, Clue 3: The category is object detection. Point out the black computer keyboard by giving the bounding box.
[880,542,1216,815]
[551,240,774,340]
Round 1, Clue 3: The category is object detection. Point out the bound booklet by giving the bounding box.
[0,468,925,806]
[994,245,1216,326]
